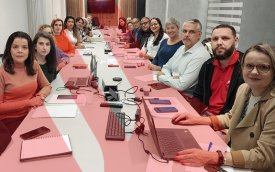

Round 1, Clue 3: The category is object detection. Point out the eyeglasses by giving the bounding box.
[150,23,159,27]
[243,63,272,74]
[141,21,149,25]
[182,29,201,34]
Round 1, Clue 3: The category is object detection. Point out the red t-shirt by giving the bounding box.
[207,50,239,115]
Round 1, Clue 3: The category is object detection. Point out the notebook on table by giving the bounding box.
[142,97,201,160]
[20,134,72,162]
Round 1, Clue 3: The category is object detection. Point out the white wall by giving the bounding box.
[0,0,29,54]
[238,0,275,52]
[145,0,208,39]
[0,0,66,54]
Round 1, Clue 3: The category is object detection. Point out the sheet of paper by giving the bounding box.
[31,105,78,118]
[134,74,155,82]
[107,59,119,65]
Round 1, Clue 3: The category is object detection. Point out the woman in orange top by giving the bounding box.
[51,18,75,57]
[0,31,51,134]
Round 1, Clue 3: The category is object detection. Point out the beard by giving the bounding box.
[213,44,235,60]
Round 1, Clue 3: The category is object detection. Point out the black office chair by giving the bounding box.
[92,17,100,27]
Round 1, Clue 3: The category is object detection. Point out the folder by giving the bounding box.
[20,134,72,162]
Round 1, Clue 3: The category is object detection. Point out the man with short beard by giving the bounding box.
[192,24,244,115]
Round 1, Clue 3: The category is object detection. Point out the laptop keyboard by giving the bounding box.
[157,129,184,153]
[76,77,88,86]
[105,110,125,141]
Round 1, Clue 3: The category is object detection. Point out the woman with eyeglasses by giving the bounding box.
[0,31,51,134]
[139,17,168,61]
[38,24,69,71]
[171,43,275,171]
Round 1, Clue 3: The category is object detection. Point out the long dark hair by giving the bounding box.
[33,31,57,74]
[64,16,78,38]
[151,18,164,46]
[2,31,35,75]
[118,17,127,33]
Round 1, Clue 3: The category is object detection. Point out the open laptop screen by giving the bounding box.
[142,97,163,156]
[90,54,98,80]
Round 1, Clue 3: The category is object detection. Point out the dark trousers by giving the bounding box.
[1,116,25,135]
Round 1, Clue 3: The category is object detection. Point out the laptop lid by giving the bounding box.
[109,87,119,101]
[142,97,201,160]
[142,97,164,158]
[90,54,98,81]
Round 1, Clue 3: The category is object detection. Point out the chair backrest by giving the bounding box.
[0,121,12,155]
[92,17,100,26]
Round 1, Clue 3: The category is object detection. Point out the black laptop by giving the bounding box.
[142,97,201,160]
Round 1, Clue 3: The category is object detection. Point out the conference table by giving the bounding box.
[1,28,231,172]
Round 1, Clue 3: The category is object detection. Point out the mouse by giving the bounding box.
[113,77,122,82]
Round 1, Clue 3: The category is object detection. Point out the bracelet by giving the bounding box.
[216,150,224,166]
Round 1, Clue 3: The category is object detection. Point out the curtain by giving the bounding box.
[119,0,137,18]
[27,0,47,38]
[66,0,85,17]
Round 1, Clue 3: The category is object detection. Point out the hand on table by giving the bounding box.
[174,148,219,167]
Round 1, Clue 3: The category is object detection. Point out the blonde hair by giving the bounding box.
[38,24,53,34]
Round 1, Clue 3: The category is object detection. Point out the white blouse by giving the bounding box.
[64,29,77,45]
[142,33,169,59]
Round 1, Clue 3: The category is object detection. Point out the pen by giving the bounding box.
[207,142,213,151]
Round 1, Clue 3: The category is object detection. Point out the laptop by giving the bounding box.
[64,77,89,89]
[64,54,97,89]
[104,87,120,101]
[142,97,201,160]
[90,54,98,81]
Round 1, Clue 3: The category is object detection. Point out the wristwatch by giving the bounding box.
[216,150,224,165]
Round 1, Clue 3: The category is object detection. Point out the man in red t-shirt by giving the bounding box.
[192,24,244,115]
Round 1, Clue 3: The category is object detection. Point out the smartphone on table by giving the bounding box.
[57,95,77,99]
[154,107,178,113]
[20,126,50,140]
[148,99,171,105]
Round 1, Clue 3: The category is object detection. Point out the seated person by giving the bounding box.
[192,24,244,115]
[139,17,169,61]
[0,31,51,134]
[125,22,135,43]
[76,17,93,42]
[148,18,183,71]
[157,19,210,93]
[118,17,127,33]
[38,24,69,71]
[51,18,75,57]
[172,43,275,172]
[125,17,151,49]
[33,31,57,83]
[132,18,141,41]
[64,16,84,49]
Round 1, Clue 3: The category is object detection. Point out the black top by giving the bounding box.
[192,51,244,114]
[40,63,57,83]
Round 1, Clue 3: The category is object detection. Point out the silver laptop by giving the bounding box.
[142,97,201,160]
